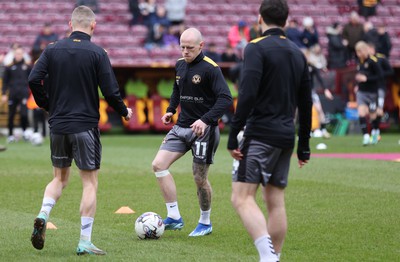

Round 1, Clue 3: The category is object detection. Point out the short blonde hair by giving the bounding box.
[71,5,95,29]
[355,41,368,51]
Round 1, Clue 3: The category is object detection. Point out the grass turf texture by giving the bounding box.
[0,133,399,261]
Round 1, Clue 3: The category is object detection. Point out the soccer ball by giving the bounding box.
[134,212,165,240]
[30,132,44,146]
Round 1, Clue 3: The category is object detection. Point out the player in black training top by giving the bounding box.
[28,6,132,255]
[354,41,383,146]
[366,42,394,144]
[227,0,312,261]
[151,28,232,237]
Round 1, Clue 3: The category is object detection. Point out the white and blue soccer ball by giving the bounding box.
[30,132,44,146]
[134,212,165,240]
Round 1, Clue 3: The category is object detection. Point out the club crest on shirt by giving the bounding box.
[176,75,180,85]
[364,62,369,69]
[192,74,201,84]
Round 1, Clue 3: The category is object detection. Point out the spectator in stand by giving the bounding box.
[228,20,250,49]
[32,23,59,62]
[305,45,334,138]
[4,43,32,66]
[165,0,187,39]
[301,17,319,49]
[376,24,392,58]
[204,42,221,63]
[285,18,304,48]
[249,20,261,41]
[140,0,157,29]
[362,21,379,47]
[229,47,245,92]
[342,11,364,63]
[76,0,99,13]
[165,0,187,26]
[1,46,31,143]
[326,22,348,69]
[129,0,142,26]
[144,5,170,50]
[145,24,167,49]
[163,26,180,48]
[309,44,329,83]
[358,0,379,20]
[221,43,239,63]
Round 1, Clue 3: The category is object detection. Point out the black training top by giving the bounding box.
[2,60,31,99]
[357,55,383,93]
[228,28,312,154]
[28,31,128,134]
[167,52,232,127]
[375,53,394,90]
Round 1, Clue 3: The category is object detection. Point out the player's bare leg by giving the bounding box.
[152,150,185,230]
[231,182,278,261]
[193,163,211,211]
[76,170,106,256]
[31,167,70,250]
[264,184,287,257]
[189,163,213,236]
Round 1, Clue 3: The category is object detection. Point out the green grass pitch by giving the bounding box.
[0,133,399,261]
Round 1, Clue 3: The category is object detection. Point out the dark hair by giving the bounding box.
[259,0,289,27]
[332,22,340,29]
[366,42,375,49]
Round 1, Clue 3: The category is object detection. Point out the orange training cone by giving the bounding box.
[46,222,57,229]
[115,206,135,214]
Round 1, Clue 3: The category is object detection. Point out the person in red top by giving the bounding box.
[228,20,250,49]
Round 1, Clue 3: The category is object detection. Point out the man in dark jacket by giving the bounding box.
[376,24,392,58]
[343,11,364,62]
[1,46,30,143]
[31,22,59,61]
[327,22,348,69]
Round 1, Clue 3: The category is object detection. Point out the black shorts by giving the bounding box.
[50,128,101,170]
[159,125,220,164]
[232,138,293,187]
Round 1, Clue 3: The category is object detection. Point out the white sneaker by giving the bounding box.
[23,129,33,141]
[313,129,323,138]
[362,134,370,146]
[7,136,16,143]
[322,129,331,139]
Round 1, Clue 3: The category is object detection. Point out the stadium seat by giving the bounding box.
[0,0,399,67]
[122,95,151,131]
[98,99,112,132]
[377,6,391,16]
[147,94,176,132]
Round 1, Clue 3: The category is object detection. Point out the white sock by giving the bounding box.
[255,235,278,262]
[38,197,56,220]
[80,217,94,242]
[199,209,211,225]
[166,202,181,220]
